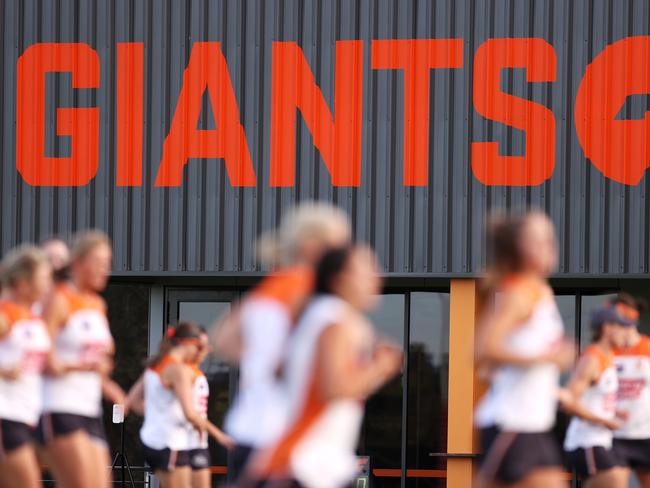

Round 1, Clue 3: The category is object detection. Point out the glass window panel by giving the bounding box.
[551,294,576,448]
[580,294,617,350]
[102,284,150,481]
[555,295,577,340]
[359,294,405,488]
[407,292,450,488]
[178,301,232,472]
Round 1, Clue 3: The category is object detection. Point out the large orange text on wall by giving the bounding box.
[15,37,650,187]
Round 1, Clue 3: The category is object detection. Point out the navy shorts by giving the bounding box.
[142,444,190,472]
[479,426,563,485]
[189,448,211,470]
[0,419,36,456]
[38,413,106,445]
[612,438,650,471]
[565,446,622,478]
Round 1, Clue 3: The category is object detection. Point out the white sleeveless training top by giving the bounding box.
[614,335,650,439]
[257,295,369,488]
[187,364,209,449]
[42,285,113,418]
[475,278,565,432]
[564,346,618,450]
[140,355,191,451]
[0,301,51,426]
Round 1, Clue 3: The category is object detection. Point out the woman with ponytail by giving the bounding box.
[126,321,231,488]
[474,212,575,488]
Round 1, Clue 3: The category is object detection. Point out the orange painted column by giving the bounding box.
[447,279,480,488]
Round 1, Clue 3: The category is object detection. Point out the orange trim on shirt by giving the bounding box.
[584,345,614,376]
[149,355,181,379]
[250,266,314,320]
[614,335,650,358]
[499,274,545,305]
[0,301,33,326]
[57,284,106,314]
[256,365,327,477]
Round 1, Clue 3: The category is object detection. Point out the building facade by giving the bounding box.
[2,0,650,486]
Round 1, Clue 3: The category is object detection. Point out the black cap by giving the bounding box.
[591,306,636,330]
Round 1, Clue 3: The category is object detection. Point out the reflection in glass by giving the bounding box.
[177,301,232,471]
[360,295,405,488]
[407,292,450,488]
[103,284,150,480]
[580,294,616,350]
[551,295,576,451]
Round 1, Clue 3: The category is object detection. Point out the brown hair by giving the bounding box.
[479,212,529,301]
[609,292,648,314]
[1,245,49,288]
[146,321,203,367]
[70,230,111,262]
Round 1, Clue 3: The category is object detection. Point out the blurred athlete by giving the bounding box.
[474,212,574,488]
[562,305,633,487]
[40,230,124,488]
[40,238,71,284]
[189,327,233,488]
[249,245,402,487]
[609,294,650,487]
[0,246,52,488]
[127,321,231,488]
[213,202,351,481]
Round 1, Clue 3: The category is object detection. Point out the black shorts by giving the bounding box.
[0,419,36,456]
[565,446,622,478]
[38,413,106,445]
[229,444,254,482]
[189,448,211,470]
[479,426,562,485]
[142,444,190,472]
[613,438,650,471]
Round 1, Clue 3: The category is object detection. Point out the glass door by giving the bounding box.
[166,288,240,483]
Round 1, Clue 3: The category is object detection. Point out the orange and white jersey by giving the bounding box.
[614,335,650,439]
[564,346,619,450]
[188,364,209,449]
[43,284,114,418]
[0,301,51,426]
[475,277,565,432]
[140,356,191,451]
[475,277,564,433]
[225,266,313,448]
[255,295,368,488]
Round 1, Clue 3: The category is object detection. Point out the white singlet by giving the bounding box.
[42,285,114,418]
[140,355,192,451]
[0,301,51,426]
[614,335,650,439]
[225,266,313,448]
[564,346,619,450]
[257,295,370,488]
[475,278,565,432]
[188,364,209,449]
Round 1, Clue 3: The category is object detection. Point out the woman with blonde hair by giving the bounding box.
[213,201,351,482]
[40,230,124,488]
[0,246,52,488]
[475,212,575,488]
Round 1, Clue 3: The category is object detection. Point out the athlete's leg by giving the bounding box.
[513,467,568,488]
[88,439,112,488]
[584,467,628,488]
[0,444,41,488]
[191,468,211,488]
[44,430,95,488]
[155,466,192,488]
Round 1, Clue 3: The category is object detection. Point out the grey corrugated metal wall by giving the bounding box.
[1,0,650,275]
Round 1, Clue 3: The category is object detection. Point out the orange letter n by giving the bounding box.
[270,41,363,187]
